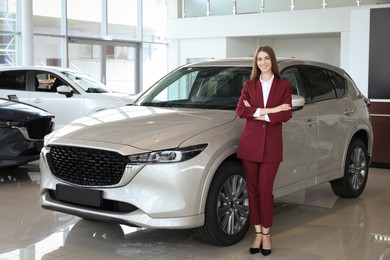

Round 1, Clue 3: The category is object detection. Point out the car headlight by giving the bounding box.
[0,120,22,127]
[128,144,208,164]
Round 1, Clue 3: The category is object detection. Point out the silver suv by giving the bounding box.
[39,58,373,246]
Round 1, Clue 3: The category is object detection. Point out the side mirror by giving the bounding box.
[292,94,305,111]
[57,85,73,98]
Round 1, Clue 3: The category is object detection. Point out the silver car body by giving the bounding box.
[39,58,373,245]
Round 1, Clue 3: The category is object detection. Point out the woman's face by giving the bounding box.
[257,51,272,74]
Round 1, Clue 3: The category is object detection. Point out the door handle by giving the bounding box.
[344,108,355,116]
[306,118,316,127]
[32,98,42,104]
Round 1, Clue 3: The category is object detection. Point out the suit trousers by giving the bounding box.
[242,160,280,228]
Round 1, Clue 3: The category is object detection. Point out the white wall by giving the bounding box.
[349,8,371,97]
[171,37,227,65]
[226,37,258,58]
[167,7,350,39]
[261,36,341,66]
[166,4,390,96]
[166,7,352,72]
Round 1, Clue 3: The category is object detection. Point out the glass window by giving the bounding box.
[33,35,63,66]
[0,0,17,32]
[63,70,111,93]
[0,0,17,65]
[0,70,26,90]
[361,0,390,5]
[326,0,358,8]
[106,45,137,94]
[301,67,336,102]
[33,0,62,35]
[236,0,262,14]
[210,0,233,16]
[35,72,66,92]
[294,0,323,10]
[142,43,167,91]
[108,0,138,40]
[68,42,102,82]
[264,0,291,12]
[142,0,167,42]
[329,71,346,97]
[281,67,307,101]
[184,0,207,17]
[67,0,101,37]
[137,66,251,110]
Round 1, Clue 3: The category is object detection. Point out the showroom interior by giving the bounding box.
[1,0,390,259]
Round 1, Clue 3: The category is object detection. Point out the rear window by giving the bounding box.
[0,71,26,91]
[329,71,347,97]
[300,67,337,102]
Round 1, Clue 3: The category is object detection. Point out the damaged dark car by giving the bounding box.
[0,98,54,168]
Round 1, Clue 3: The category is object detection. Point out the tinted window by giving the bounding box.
[0,71,26,91]
[281,67,307,102]
[301,67,336,102]
[329,71,346,97]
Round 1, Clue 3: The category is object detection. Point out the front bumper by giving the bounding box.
[0,128,42,167]
[40,191,204,228]
[39,147,211,229]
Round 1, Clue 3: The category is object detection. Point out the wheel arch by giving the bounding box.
[198,151,242,214]
[343,127,372,168]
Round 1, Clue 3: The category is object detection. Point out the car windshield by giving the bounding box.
[63,71,113,93]
[135,66,251,110]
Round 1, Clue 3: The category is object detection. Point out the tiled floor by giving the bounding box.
[0,161,389,260]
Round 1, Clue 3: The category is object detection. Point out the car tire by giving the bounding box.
[196,161,250,246]
[330,138,369,198]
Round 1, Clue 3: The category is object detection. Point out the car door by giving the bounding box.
[27,70,85,129]
[300,67,355,177]
[275,67,319,191]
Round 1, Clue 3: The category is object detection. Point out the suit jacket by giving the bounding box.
[236,77,292,162]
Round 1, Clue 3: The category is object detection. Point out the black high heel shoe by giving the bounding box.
[261,231,272,256]
[249,231,262,254]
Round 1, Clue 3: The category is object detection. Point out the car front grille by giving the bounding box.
[47,145,130,186]
[26,117,53,139]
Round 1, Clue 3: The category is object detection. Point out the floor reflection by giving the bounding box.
[0,163,389,259]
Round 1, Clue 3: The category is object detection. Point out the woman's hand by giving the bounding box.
[243,100,290,121]
[271,104,291,113]
[243,100,251,107]
[254,115,265,121]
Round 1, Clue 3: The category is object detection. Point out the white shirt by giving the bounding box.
[253,74,274,122]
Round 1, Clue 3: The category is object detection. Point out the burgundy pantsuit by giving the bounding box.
[236,77,292,228]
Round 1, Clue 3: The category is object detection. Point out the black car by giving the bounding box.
[0,98,54,168]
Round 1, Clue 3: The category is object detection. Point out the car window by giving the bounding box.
[62,71,112,93]
[35,72,67,92]
[136,66,251,110]
[281,67,307,102]
[300,66,337,102]
[0,71,26,91]
[328,71,346,97]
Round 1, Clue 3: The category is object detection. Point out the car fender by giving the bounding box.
[340,122,373,169]
[179,118,243,214]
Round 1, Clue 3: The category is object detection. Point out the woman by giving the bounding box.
[235,46,292,256]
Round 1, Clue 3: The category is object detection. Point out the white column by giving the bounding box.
[349,8,370,97]
[339,31,349,72]
[21,0,33,65]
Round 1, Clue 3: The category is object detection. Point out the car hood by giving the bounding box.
[47,106,236,150]
[0,98,54,122]
[84,92,135,104]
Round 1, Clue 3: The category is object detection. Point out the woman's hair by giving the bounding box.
[250,45,280,80]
